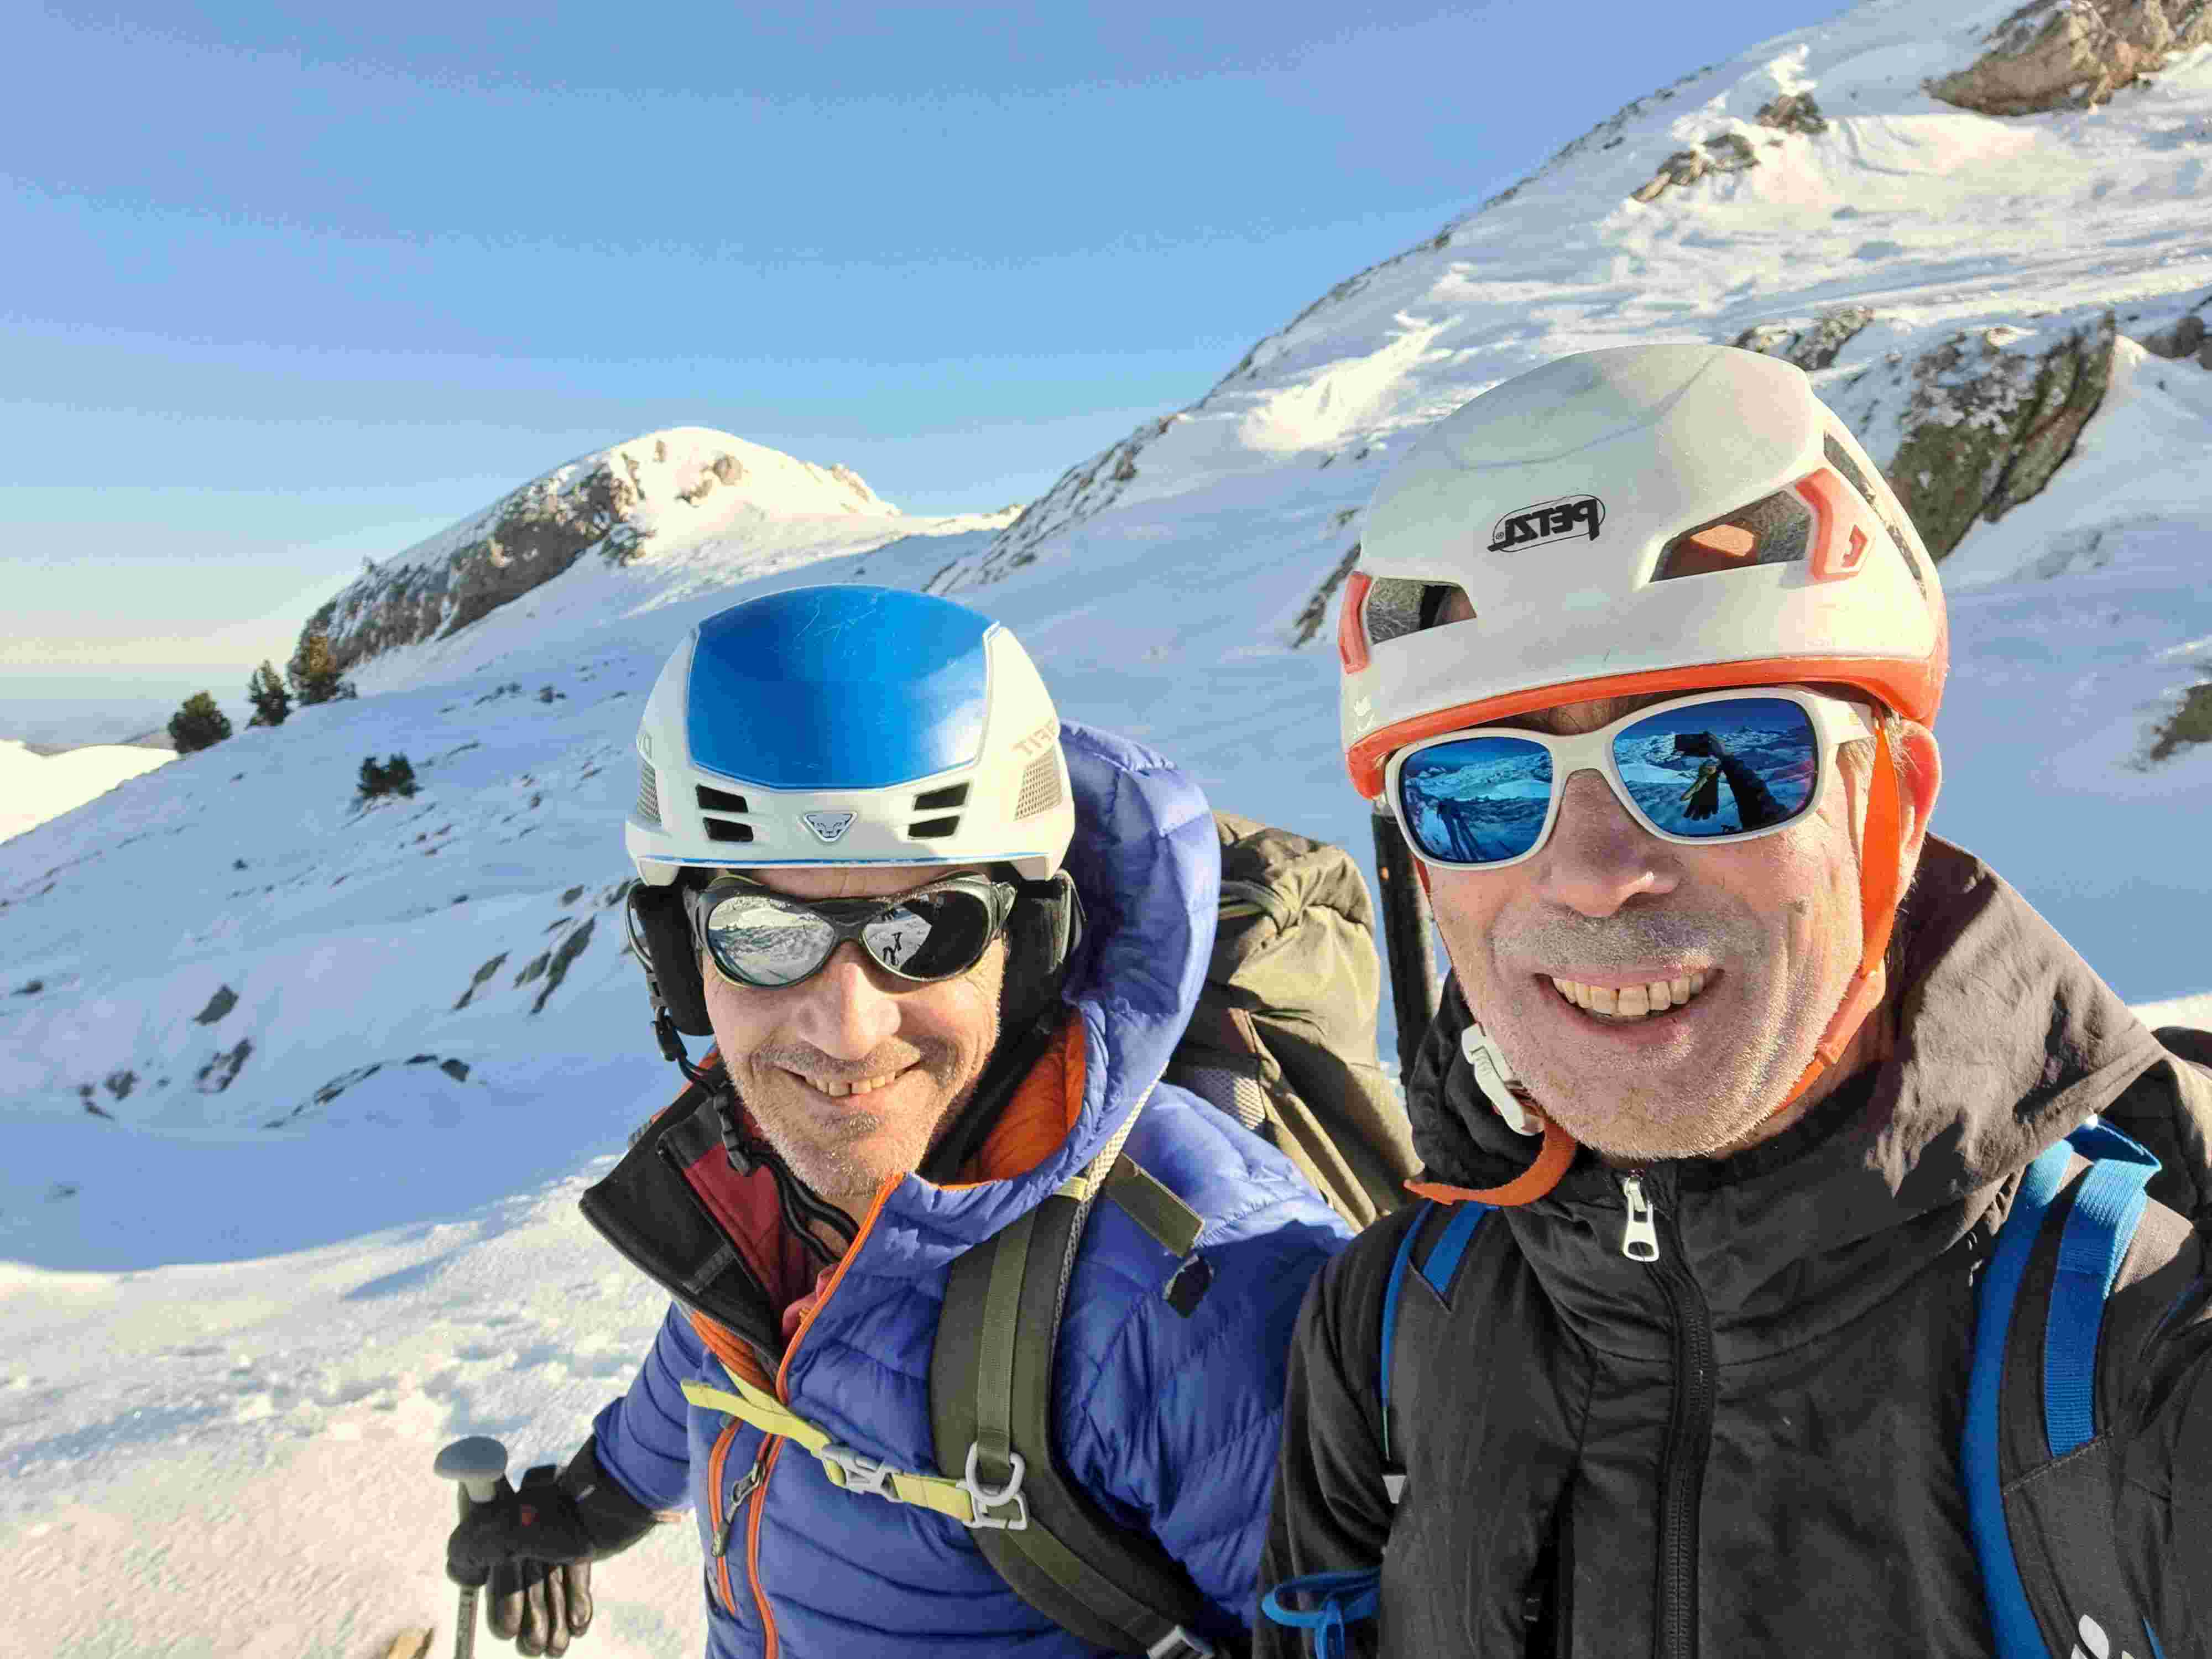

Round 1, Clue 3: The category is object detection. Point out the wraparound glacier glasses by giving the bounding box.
[687,871,1018,989]
[1385,688,1874,870]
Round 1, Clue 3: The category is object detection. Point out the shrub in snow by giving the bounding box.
[168,692,232,754]
[356,754,419,803]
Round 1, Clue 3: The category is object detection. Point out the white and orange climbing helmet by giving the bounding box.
[1338,344,1949,1199]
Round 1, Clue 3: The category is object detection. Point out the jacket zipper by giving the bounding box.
[1620,1173,1715,1659]
[739,1176,902,1659]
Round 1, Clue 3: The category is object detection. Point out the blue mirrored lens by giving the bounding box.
[1613,697,1818,838]
[1398,736,1554,864]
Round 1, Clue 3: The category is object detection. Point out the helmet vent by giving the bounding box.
[696,785,750,813]
[1653,489,1812,582]
[909,816,961,839]
[1013,751,1062,820]
[1364,578,1430,645]
[703,820,755,844]
[635,761,661,826]
[914,783,969,811]
[1822,434,1926,590]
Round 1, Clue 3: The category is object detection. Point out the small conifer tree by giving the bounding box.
[245,661,291,728]
[168,692,233,754]
[288,631,349,706]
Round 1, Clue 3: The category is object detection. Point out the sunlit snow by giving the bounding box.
[7,3,2212,1655]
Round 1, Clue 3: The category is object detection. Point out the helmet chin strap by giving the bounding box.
[1407,725,1905,1210]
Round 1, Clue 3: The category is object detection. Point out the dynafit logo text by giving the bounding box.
[1489,494,1605,553]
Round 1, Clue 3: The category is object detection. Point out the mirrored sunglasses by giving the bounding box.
[688,872,1017,989]
[1387,688,1874,870]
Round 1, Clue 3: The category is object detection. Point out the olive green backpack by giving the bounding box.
[930,812,1419,1657]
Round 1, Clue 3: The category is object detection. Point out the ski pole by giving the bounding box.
[435,1435,510,1659]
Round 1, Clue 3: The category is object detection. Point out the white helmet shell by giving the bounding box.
[1340,345,1947,799]
[625,586,1074,884]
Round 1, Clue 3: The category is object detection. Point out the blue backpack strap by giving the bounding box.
[1379,1201,1489,1500]
[1266,1200,1491,1656]
[2043,1121,2158,1458]
[1965,1121,2161,1658]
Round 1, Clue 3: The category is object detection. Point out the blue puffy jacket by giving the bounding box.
[587,723,1353,1656]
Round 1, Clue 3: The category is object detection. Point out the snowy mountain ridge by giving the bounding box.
[6,3,2212,1654]
[307,425,1014,692]
[937,0,2212,592]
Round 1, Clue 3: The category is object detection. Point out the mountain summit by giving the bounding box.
[302,429,979,689]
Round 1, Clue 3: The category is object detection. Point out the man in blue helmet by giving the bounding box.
[447,585,1352,1657]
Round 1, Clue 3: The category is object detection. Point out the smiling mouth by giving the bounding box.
[1549,972,1713,1022]
[787,1068,908,1098]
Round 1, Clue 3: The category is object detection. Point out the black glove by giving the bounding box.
[446,1438,662,1656]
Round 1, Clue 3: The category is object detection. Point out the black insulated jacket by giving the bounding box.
[1258,839,2212,1657]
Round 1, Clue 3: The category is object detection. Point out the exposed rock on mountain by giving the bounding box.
[1818,312,2117,560]
[1929,0,2212,116]
[298,430,894,677]
[1731,306,1877,371]
[1630,132,1761,203]
[2140,297,2212,366]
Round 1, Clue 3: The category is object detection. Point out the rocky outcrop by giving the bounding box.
[297,431,891,676]
[304,457,648,675]
[2140,299,2212,367]
[1629,95,1829,206]
[1928,0,2212,116]
[1731,305,1876,371]
[1826,312,2117,561]
[1630,132,1760,202]
[1755,92,1829,135]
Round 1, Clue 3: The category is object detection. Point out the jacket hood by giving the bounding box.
[853,719,1220,1266]
[1407,838,2173,1355]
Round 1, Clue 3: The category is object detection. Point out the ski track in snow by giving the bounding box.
[8,2,2212,1652]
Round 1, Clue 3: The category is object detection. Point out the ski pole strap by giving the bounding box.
[1261,1569,1381,1659]
[679,1379,1027,1530]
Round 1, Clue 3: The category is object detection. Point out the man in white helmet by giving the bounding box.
[445,585,1350,1657]
[1257,346,2212,1656]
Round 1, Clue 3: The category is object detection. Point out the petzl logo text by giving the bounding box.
[1489,494,1605,553]
[801,811,857,844]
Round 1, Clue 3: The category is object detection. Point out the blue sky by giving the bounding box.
[3,0,1850,740]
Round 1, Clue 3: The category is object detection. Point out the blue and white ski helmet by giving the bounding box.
[626,586,1074,885]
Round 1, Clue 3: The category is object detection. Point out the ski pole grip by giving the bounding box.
[435,1435,509,1505]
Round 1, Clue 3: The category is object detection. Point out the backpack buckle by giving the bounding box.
[820,1443,900,1501]
[959,1443,1030,1531]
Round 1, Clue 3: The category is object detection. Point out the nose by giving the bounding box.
[790,943,903,1060]
[1532,768,1678,917]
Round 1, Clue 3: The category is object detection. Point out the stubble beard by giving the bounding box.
[737,1037,982,1211]
[1460,902,1808,1164]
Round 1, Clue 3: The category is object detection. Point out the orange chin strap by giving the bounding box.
[1405,724,1904,1210]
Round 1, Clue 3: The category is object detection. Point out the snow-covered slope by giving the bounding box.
[0,738,174,844]
[6,3,2212,1655]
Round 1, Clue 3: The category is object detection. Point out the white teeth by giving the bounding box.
[1551,973,1713,1021]
[798,1072,902,1097]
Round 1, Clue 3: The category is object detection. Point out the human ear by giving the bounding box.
[1893,721,1942,867]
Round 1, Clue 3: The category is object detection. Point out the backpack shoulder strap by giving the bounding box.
[1966,1120,2168,1659]
[1262,1199,1491,1653]
[930,1120,1223,1659]
[1379,1199,1491,1504]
